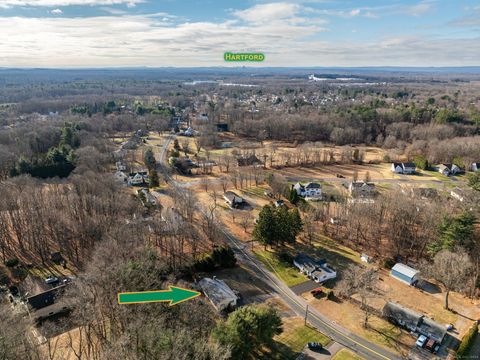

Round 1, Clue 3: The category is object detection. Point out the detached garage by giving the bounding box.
[390,263,419,285]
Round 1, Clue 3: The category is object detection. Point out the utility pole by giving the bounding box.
[304,305,309,326]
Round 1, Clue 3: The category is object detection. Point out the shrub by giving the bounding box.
[0,267,10,285]
[193,255,216,272]
[326,289,335,300]
[383,258,396,269]
[5,258,19,268]
[193,246,237,272]
[212,247,237,269]
[277,251,293,264]
[456,322,478,358]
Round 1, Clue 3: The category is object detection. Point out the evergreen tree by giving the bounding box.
[253,205,276,249]
[144,148,157,170]
[429,211,476,254]
[212,304,283,359]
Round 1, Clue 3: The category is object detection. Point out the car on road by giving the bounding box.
[416,335,428,348]
[45,276,59,285]
[307,342,323,351]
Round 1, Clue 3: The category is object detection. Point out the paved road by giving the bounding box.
[157,136,402,360]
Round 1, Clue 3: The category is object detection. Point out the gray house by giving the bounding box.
[383,302,447,343]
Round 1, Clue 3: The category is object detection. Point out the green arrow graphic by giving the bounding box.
[118,286,201,306]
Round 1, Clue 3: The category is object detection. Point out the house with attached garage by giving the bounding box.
[438,163,462,176]
[391,162,416,174]
[348,181,376,198]
[293,254,336,283]
[383,302,447,344]
[128,171,149,186]
[293,182,322,200]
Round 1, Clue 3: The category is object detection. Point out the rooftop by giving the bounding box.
[391,263,419,279]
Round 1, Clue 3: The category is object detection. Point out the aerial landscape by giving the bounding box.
[0,1,480,360]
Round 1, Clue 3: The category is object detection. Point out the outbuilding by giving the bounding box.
[390,263,419,285]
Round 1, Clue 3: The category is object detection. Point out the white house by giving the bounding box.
[293,182,322,200]
[128,171,148,186]
[391,162,416,174]
[438,164,462,176]
[390,263,419,285]
[198,277,238,312]
[471,162,480,172]
[293,254,336,283]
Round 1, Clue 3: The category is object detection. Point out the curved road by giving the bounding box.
[158,135,402,360]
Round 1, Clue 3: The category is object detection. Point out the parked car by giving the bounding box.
[307,342,323,351]
[425,339,435,351]
[416,335,428,348]
[335,173,345,178]
[45,276,59,285]
[310,288,323,298]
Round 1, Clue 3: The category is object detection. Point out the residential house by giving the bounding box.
[471,162,480,172]
[293,182,322,200]
[116,161,127,171]
[128,171,149,186]
[438,163,462,176]
[348,181,376,198]
[198,277,238,312]
[391,162,416,174]
[390,263,419,285]
[137,188,158,206]
[223,191,245,208]
[237,154,262,167]
[114,171,128,183]
[293,254,336,283]
[383,302,447,343]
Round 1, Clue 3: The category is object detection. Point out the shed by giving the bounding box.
[390,263,419,285]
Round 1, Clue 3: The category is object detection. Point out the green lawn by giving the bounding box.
[277,323,330,352]
[253,250,307,287]
[264,319,331,359]
[332,349,364,360]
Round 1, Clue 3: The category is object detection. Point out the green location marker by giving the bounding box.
[118,286,201,306]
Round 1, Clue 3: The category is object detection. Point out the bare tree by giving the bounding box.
[423,249,472,310]
[338,265,378,328]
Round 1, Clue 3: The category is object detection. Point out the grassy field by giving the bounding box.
[253,249,307,287]
[264,316,330,359]
[332,349,364,360]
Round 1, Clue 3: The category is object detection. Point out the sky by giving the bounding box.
[0,0,479,68]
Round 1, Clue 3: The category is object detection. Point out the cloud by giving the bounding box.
[405,1,434,17]
[50,8,62,14]
[0,0,143,8]
[233,3,300,24]
[349,9,360,17]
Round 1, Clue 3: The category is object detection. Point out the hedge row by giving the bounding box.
[457,322,478,358]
